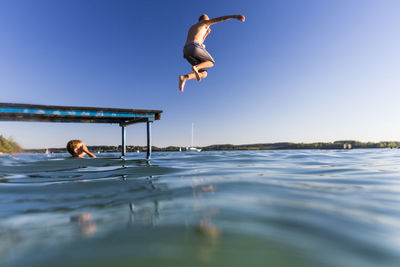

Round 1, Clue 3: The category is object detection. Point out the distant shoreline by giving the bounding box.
[22,140,400,154]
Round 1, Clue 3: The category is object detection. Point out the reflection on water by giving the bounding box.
[1,150,400,266]
[70,213,97,236]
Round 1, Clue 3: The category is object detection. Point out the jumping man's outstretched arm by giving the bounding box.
[206,15,245,26]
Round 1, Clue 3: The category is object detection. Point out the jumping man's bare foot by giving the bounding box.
[192,66,201,81]
[179,75,187,92]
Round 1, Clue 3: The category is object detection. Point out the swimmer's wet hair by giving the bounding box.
[199,14,209,21]
[67,140,83,155]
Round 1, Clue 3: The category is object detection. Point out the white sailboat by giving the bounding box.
[186,123,202,152]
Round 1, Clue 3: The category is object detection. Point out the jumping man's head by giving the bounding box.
[198,14,209,22]
[67,140,85,158]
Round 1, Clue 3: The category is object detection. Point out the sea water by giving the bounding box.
[1,149,400,267]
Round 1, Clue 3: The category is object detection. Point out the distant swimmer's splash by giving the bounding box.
[179,14,245,92]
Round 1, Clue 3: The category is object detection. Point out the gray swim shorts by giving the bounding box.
[183,42,215,71]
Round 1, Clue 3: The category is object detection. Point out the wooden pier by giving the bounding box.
[0,103,162,159]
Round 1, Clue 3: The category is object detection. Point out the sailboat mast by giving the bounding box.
[191,123,194,147]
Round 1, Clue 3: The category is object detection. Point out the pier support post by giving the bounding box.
[121,125,126,157]
[146,120,152,159]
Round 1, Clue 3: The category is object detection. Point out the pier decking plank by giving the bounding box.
[0,103,162,125]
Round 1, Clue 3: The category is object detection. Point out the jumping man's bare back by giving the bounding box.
[179,14,245,92]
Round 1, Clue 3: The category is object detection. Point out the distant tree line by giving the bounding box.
[22,140,400,154]
[0,135,22,153]
[201,141,400,151]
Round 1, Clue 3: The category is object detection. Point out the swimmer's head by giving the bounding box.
[67,140,84,157]
[198,14,209,22]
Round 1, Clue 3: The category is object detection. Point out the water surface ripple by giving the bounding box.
[1,149,400,266]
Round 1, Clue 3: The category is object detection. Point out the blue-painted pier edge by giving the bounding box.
[0,103,163,159]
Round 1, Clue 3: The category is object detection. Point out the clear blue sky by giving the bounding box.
[1,0,399,148]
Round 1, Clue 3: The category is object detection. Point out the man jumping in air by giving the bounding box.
[179,14,245,92]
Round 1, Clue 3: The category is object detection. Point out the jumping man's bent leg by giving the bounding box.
[192,61,214,81]
[178,71,208,92]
